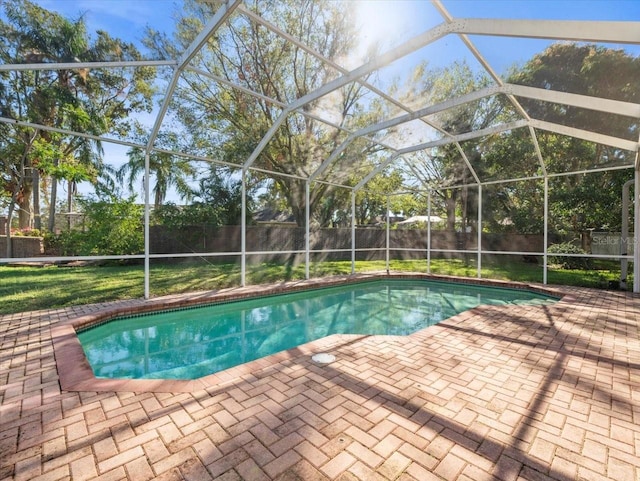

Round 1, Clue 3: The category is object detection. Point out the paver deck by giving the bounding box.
[1,278,639,480]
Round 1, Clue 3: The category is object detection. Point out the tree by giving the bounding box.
[190,167,249,226]
[0,0,155,243]
[510,43,639,139]
[406,45,638,237]
[145,0,385,227]
[505,43,639,235]
[353,168,404,225]
[119,130,197,208]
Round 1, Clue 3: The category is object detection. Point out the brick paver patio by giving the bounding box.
[1,278,639,480]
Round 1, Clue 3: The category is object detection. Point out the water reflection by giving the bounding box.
[78,280,556,380]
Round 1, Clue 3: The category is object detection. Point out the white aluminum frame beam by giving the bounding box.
[529,126,548,177]
[452,18,640,44]
[454,142,481,185]
[397,119,529,155]
[530,119,639,152]
[0,60,176,71]
[309,138,354,182]
[354,154,401,191]
[505,83,640,118]
[351,86,502,141]
[549,163,633,178]
[0,116,143,149]
[143,152,151,298]
[477,184,482,278]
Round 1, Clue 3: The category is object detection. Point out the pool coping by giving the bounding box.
[51,272,569,393]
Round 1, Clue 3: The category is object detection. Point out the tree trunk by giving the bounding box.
[48,178,58,232]
[17,181,33,229]
[461,186,468,232]
[14,130,39,234]
[33,168,41,230]
[283,178,307,228]
[67,180,73,230]
[5,204,13,258]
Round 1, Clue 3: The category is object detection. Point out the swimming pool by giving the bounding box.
[78,279,557,380]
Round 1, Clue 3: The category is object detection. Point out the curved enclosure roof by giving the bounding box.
[1,0,639,195]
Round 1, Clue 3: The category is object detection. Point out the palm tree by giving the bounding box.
[118,132,196,208]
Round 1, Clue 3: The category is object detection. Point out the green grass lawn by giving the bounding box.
[0,257,626,315]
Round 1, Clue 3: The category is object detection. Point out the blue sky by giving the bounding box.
[444,0,639,20]
[33,0,178,45]
[34,0,640,79]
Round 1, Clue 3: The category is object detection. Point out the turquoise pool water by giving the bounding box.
[78,279,557,380]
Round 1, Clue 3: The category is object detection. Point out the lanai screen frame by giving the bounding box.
[1,0,639,294]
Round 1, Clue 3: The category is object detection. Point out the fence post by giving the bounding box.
[144,151,150,300]
[427,192,431,274]
[386,195,390,274]
[241,169,247,287]
[543,177,549,285]
[477,184,482,278]
[351,191,356,274]
[305,181,310,280]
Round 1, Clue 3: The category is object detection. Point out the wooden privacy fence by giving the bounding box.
[0,226,547,260]
[149,225,546,262]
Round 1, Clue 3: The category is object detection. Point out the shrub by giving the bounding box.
[79,197,144,255]
[44,229,85,256]
[547,242,592,270]
[46,196,144,256]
